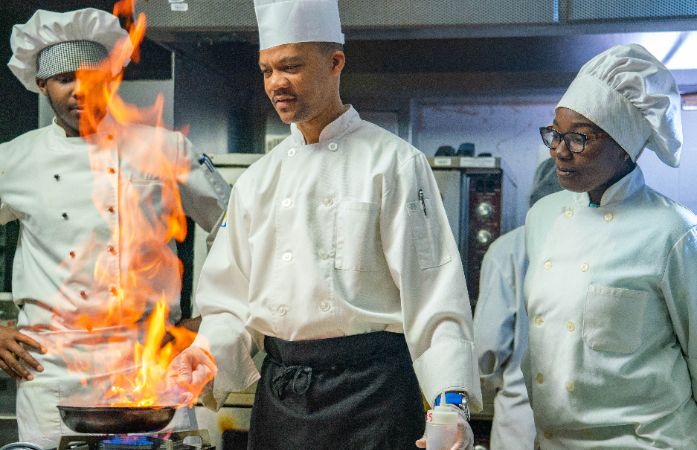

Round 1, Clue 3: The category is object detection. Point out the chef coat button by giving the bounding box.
[287,148,296,157]
[282,252,293,262]
[319,301,331,312]
[564,208,574,218]
[109,286,119,296]
[536,373,544,384]
[604,212,614,222]
[53,174,60,181]
[108,167,116,174]
[282,198,293,208]
[107,134,114,141]
[107,245,116,255]
[543,431,553,440]
[323,197,334,208]
[277,305,288,316]
[328,142,338,151]
[107,206,115,214]
[534,315,544,326]
[543,260,552,270]
[566,381,576,393]
[61,212,69,220]
[580,262,589,272]
[79,290,88,299]
[566,321,576,332]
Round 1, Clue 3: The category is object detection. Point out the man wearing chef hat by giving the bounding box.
[0,8,228,445]
[525,43,697,448]
[169,0,481,448]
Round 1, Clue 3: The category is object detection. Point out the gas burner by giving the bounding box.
[58,430,213,450]
[99,436,156,450]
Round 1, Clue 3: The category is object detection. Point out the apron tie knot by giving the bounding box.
[271,365,313,399]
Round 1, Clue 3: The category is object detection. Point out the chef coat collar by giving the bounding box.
[573,165,645,208]
[289,105,359,146]
[49,117,87,145]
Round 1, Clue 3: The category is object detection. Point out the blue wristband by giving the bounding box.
[434,392,465,407]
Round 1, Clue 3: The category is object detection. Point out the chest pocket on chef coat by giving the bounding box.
[335,201,386,271]
[407,198,451,270]
[125,175,165,217]
[583,285,650,354]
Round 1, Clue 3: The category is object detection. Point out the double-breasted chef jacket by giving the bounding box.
[474,226,535,449]
[0,117,227,445]
[193,106,483,412]
[524,166,697,448]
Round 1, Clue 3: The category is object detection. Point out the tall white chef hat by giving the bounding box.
[254,0,345,51]
[557,43,682,167]
[8,8,132,93]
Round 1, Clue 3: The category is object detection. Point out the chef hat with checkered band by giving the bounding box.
[8,8,132,93]
[557,43,682,167]
[254,0,345,51]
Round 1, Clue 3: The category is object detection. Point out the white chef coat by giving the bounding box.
[524,166,697,449]
[194,106,482,412]
[0,117,227,446]
[474,227,535,450]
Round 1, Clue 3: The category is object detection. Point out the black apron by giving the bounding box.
[248,331,425,450]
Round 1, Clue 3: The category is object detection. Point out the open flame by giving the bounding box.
[53,1,208,408]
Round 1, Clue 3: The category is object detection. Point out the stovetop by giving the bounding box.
[57,430,213,450]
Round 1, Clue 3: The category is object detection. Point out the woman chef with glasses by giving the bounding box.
[524,44,697,448]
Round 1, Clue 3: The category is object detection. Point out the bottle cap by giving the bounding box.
[429,392,459,425]
[430,405,459,425]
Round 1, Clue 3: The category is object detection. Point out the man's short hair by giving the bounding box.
[314,42,344,55]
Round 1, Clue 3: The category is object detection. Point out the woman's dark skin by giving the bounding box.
[550,107,636,204]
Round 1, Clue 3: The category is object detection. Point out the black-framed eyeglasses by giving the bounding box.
[539,126,608,154]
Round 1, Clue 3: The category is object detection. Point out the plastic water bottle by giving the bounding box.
[426,393,459,450]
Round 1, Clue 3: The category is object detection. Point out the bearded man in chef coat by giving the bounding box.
[168,1,482,449]
[0,8,228,446]
[524,44,697,448]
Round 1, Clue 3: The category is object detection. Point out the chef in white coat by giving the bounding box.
[168,0,481,449]
[474,158,561,450]
[525,43,697,448]
[0,9,228,446]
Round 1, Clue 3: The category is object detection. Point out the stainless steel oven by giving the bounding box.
[430,155,517,306]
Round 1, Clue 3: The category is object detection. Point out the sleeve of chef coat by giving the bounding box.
[0,145,17,225]
[174,132,230,233]
[382,152,483,411]
[190,184,261,410]
[473,239,516,392]
[661,225,697,402]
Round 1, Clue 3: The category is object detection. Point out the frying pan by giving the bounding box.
[57,404,177,434]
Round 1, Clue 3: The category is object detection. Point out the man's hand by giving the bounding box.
[166,345,217,405]
[415,405,475,450]
[0,326,46,380]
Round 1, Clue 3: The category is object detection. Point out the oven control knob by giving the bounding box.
[475,202,494,219]
[476,229,493,246]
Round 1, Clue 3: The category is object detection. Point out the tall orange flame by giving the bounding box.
[53,0,208,408]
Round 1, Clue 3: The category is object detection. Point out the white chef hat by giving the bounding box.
[8,8,132,93]
[254,0,345,51]
[557,43,682,167]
